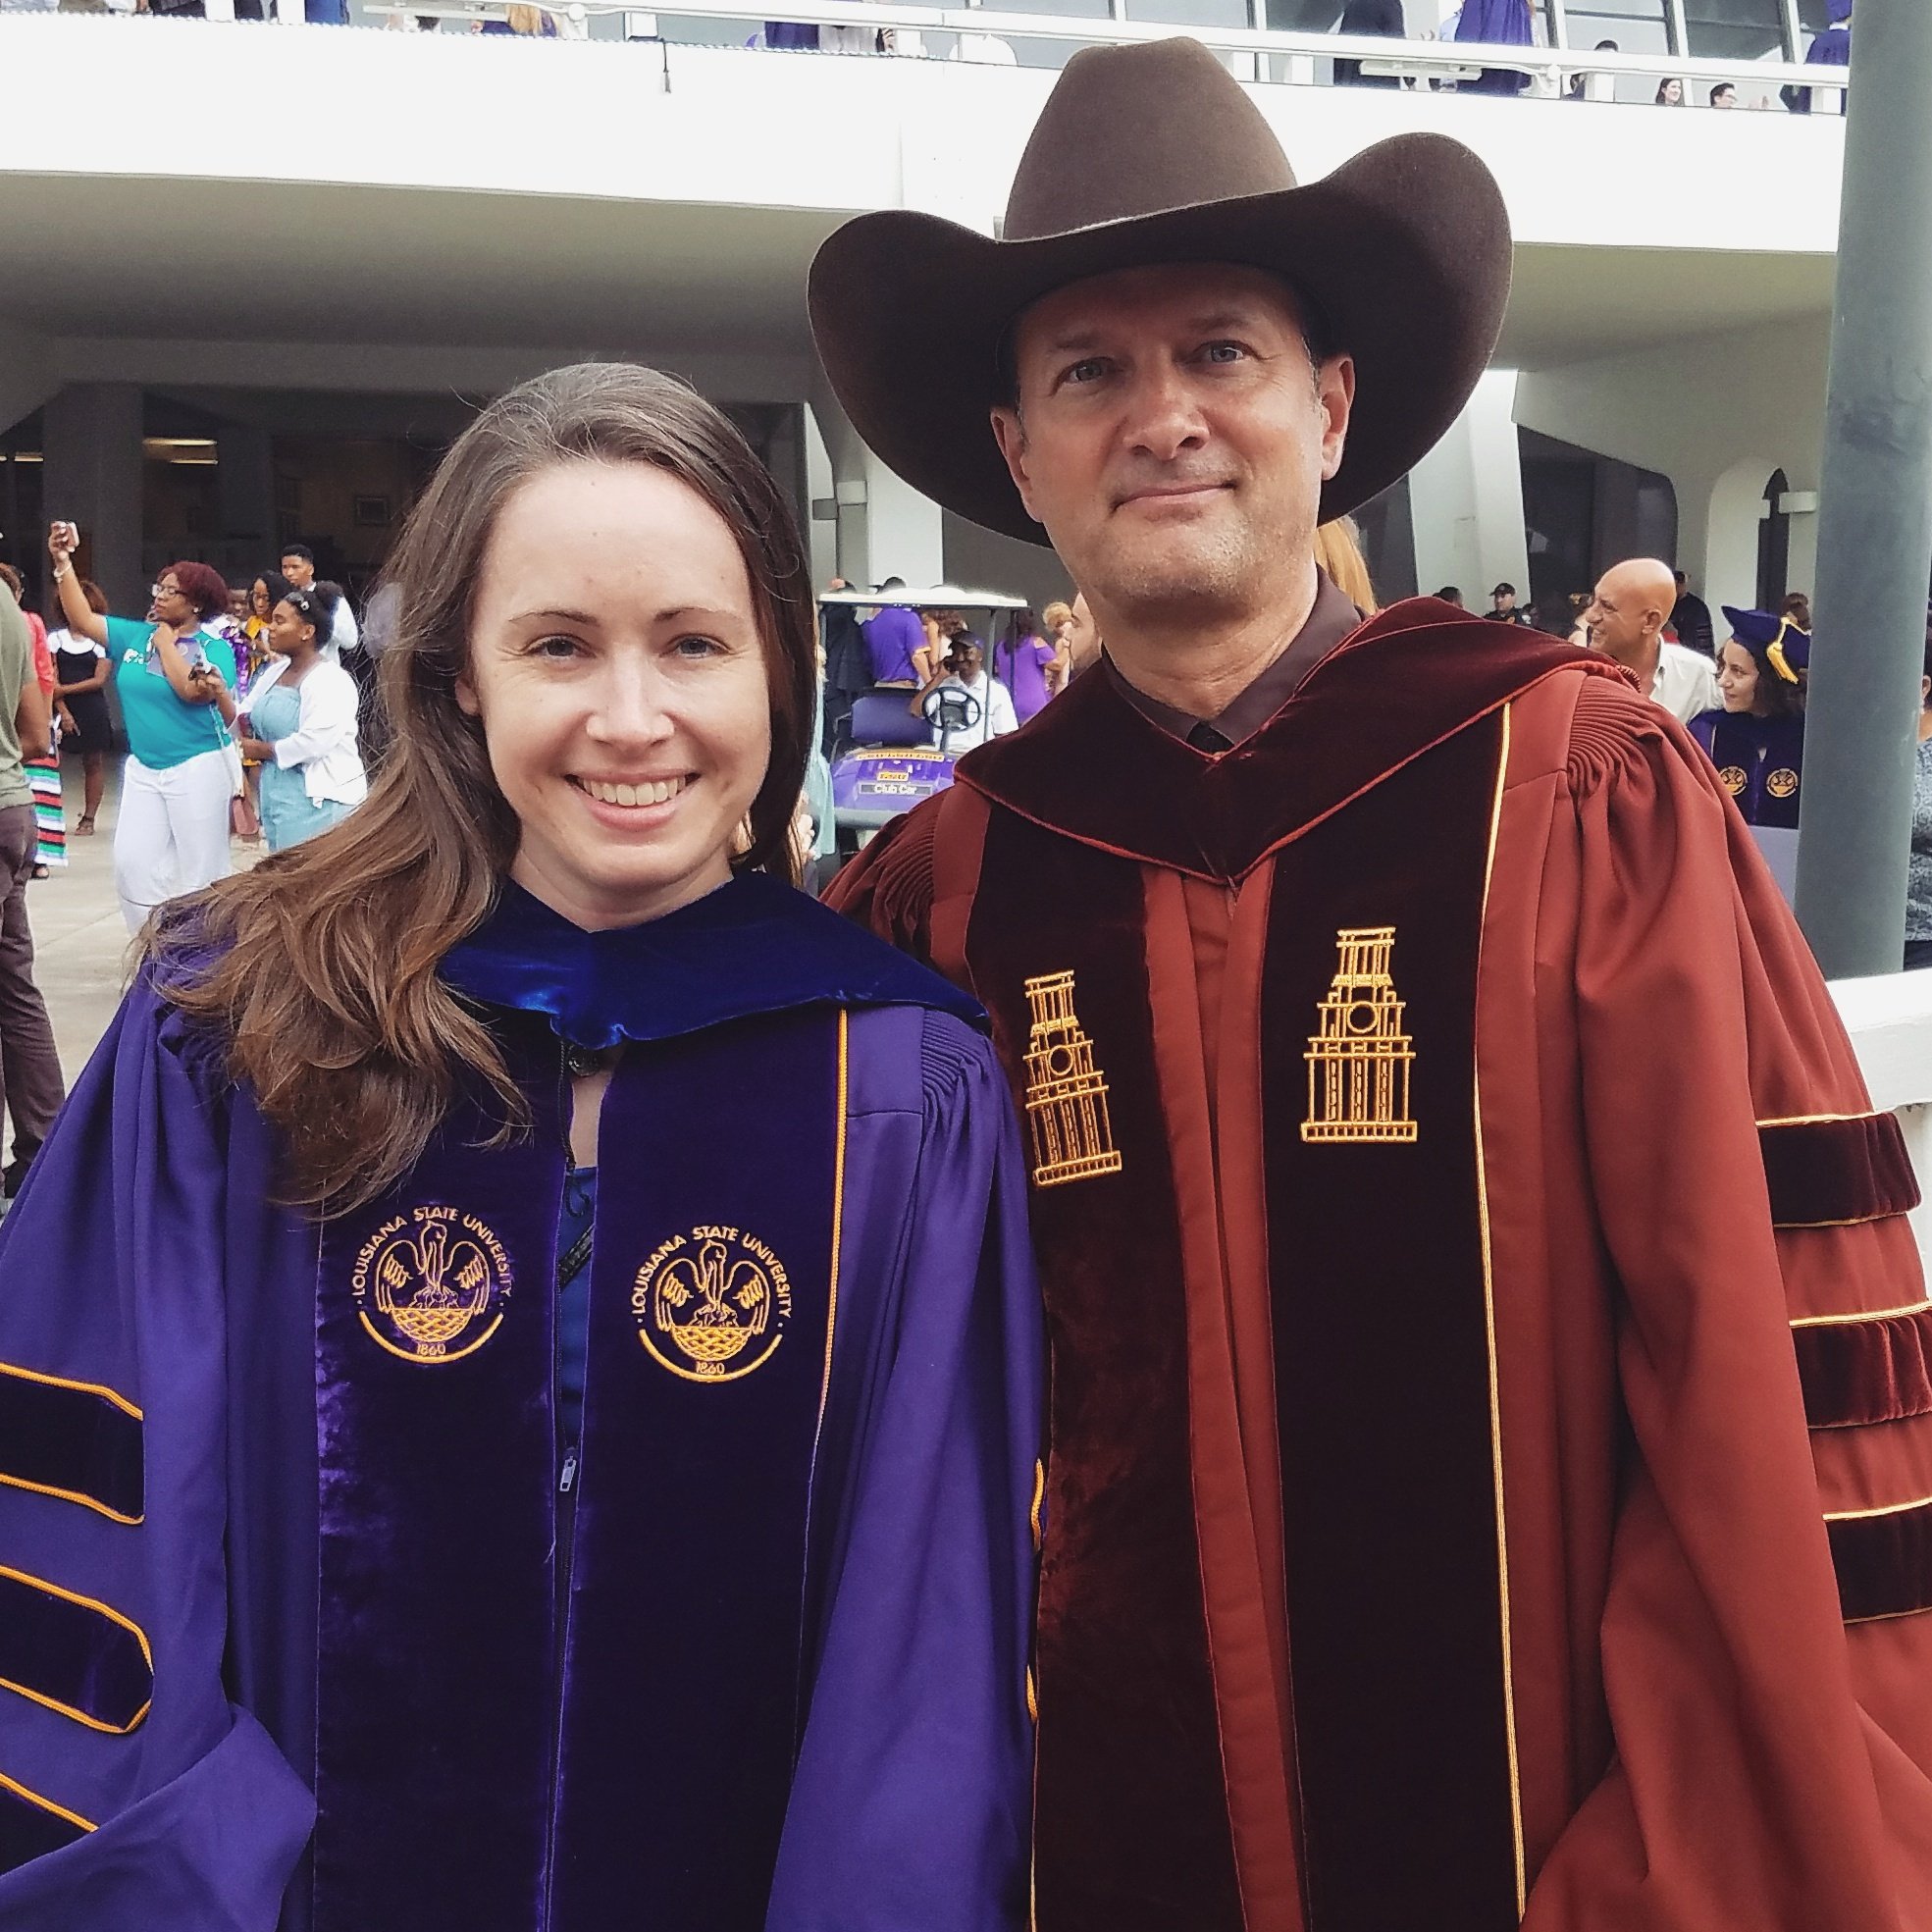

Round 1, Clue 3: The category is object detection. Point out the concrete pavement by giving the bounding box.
[26,757,258,1089]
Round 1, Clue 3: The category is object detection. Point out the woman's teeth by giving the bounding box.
[580,776,687,809]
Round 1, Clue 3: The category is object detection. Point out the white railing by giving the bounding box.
[355,0,1847,102]
[1834,971,1932,1271]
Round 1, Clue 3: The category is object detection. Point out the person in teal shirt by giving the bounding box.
[46,528,239,932]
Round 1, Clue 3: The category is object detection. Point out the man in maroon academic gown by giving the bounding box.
[811,34,1932,1932]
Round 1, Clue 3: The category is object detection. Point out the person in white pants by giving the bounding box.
[114,748,237,931]
[46,531,240,933]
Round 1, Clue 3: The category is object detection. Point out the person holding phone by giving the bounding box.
[46,524,238,932]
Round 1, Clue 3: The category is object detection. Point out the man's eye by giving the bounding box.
[1201,341,1246,365]
[1062,359,1108,388]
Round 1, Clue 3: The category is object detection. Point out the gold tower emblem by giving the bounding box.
[633,1227,792,1384]
[1302,926,1419,1144]
[1021,971,1123,1187]
[352,1206,513,1364]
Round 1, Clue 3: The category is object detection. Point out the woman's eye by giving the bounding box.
[532,635,582,660]
[673,635,724,659]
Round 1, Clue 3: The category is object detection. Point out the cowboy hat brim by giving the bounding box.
[809,131,1511,548]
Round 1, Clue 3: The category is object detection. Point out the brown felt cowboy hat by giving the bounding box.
[809,36,1512,548]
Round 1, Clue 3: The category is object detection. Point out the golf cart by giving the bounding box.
[822,585,1032,849]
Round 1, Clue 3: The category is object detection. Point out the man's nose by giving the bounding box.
[1122,364,1209,460]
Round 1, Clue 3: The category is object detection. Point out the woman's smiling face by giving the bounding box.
[458,458,773,932]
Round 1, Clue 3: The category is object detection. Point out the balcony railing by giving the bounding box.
[367,0,1849,104]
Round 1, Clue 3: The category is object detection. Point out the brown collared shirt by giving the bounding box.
[1102,570,1364,753]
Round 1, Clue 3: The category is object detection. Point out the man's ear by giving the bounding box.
[991,407,1040,524]
[1319,354,1356,483]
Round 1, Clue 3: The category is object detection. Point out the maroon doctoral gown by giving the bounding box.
[830,598,1932,1932]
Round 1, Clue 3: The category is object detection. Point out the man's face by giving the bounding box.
[281,553,315,589]
[1492,589,1515,613]
[1585,577,1645,659]
[991,263,1354,629]
[950,642,984,680]
[1064,594,1098,664]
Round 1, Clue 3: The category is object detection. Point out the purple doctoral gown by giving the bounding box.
[1454,0,1533,93]
[0,872,1041,1932]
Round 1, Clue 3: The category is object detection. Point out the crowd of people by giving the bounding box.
[13,0,1851,94]
[1337,0,1853,105]
[0,534,370,936]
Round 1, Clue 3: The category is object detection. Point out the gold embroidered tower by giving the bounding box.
[1302,926,1418,1143]
[1022,971,1123,1186]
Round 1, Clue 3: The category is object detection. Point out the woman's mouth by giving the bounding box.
[570,775,691,809]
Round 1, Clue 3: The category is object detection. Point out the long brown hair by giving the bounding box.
[155,362,817,1216]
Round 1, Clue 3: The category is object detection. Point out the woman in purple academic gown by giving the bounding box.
[0,365,1042,1932]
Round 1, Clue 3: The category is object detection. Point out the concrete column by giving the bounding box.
[1794,0,1932,975]
[809,390,945,591]
[216,420,275,549]
[801,404,839,593]
[1406,370,1530,605]
[40,384,144,616]
[0,323,56,443]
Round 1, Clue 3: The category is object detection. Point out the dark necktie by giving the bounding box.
[1187,720,1233,756]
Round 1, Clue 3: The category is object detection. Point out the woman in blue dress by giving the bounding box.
[235,584,368,852]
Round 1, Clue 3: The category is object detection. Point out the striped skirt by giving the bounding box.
[26,746,64,870]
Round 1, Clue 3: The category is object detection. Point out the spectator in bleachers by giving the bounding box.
[1564,38,1617,102]
[1333,0,1403,90]
[1453,0,1532,96]
[1786,0,1850,113]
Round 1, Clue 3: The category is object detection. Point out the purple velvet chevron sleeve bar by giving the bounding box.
[766,1006,1043,1932]
[0,974,314,1929]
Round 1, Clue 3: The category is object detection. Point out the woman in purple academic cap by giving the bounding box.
[1689,604,1808,829]
[0,362,1041,1932]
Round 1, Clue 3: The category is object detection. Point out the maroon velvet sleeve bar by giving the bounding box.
[1828,1501,1932,1625]
[1795,1307,1932,1431]
[1759,1114,1920,1228]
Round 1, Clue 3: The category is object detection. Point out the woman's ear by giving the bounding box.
[455,673,481,718]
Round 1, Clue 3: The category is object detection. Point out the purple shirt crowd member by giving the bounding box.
[0,363,1041,1932]
[993,612,1061,722]
[862,592,925,685]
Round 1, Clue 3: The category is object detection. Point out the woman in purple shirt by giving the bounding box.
[992,609,1065,724]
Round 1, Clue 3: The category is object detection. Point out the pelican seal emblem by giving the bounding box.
[351,1206,514,1365]
[633,1226,792,1384]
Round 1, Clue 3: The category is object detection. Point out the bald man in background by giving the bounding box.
[1584,555,1720,723]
